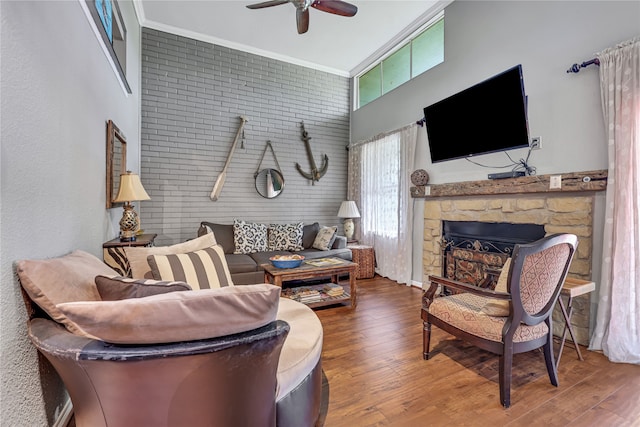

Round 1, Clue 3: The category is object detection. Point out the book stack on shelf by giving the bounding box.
[296,288,322,304]
[323,283,344,297]
[281,283,350,306]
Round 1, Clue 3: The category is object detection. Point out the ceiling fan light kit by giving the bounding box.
[246,0,358,34]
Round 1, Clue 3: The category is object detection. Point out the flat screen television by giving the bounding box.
[423,65,530,163]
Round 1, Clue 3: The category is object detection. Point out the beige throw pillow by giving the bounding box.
[312,226,337,251]
[481,258,511,316]
[16,250,118,335]
[124,233,216,279]
[147,244,234,290]
[56,284,281,344]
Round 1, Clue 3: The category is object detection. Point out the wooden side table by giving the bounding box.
[348,244,375,279]
[556,277,596,368]
[103,234,157,276]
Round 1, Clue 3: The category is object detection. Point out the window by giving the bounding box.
[356,14,444,109]
[383,43,411,94]
[348,124,417,284]
[358,64,381,107]
[361,136,400,238]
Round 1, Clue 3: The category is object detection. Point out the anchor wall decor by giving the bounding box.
[295,121,328,185]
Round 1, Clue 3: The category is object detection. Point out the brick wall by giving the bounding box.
[140,28,350,245]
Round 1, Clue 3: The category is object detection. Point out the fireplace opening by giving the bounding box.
[442,220,545,288]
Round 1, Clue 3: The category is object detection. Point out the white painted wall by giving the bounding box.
[0,1,141,424]
[350,1,640,285]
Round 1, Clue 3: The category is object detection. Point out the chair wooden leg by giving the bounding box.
[423,321,432,360]
[499,349,513,408]
[543,330,559,386]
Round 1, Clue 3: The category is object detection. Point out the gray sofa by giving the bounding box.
[199,222,352,285]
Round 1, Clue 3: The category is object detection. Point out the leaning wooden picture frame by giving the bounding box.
[106,120,127,209]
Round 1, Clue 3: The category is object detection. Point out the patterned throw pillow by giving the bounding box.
[147,245,234,290]
[312,226,338,251]
[233,219,268,254]
[95,275,192,301]
[268,223,304,251]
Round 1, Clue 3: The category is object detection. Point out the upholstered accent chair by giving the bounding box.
[421,233,578,408]
[17,250,323,427]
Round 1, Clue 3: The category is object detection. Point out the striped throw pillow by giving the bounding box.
[147,245,234,290]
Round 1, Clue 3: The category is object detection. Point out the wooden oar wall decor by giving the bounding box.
[210,116,248,201]
[295,121,328,185]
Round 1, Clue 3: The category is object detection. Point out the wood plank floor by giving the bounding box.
[314,276,640,427]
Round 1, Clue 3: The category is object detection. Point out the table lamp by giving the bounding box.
[337,201,360,242]
[113,171,150,242]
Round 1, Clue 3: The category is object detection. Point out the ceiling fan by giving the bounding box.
[246,0,358,34]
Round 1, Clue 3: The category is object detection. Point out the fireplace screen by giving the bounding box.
[441,221,545,289]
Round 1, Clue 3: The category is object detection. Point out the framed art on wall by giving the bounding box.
[95,0,113,42]
[81,0,131,94]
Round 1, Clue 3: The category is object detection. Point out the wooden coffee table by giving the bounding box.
[262,258,357,309]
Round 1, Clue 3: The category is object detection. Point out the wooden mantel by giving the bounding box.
[411,169,607,198]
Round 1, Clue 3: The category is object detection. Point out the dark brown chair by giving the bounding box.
[17,249,324,427]
[28,316,289,427]
[421,233,578,408]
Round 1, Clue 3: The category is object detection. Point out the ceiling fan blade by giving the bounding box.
[296,8,310,33]
[246,0,290,10]
[311,0,357,17]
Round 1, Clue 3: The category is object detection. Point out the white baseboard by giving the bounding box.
[411,280,423,289]
[53,398,73,427]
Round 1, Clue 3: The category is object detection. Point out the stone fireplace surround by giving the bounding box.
[412,170,607,346]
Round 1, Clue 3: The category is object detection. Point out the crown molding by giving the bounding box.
[138,18,350,77]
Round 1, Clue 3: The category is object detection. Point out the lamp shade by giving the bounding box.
[337,201,360,218]
[114,171,151,202]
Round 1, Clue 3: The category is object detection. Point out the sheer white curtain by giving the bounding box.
[590,37,640,364]
[348,124,417,285]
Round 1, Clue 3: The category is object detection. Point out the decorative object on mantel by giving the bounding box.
[254,140,285,199]
[113,171,151,242]
[411,169,430,186]
[337,201,360,242]
[410,169,607,198]
[295,121,328,185]
[210,116,248,202]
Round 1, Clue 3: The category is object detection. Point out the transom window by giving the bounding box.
[356,13,444,109]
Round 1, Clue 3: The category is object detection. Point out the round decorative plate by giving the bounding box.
[411,169,429,186]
